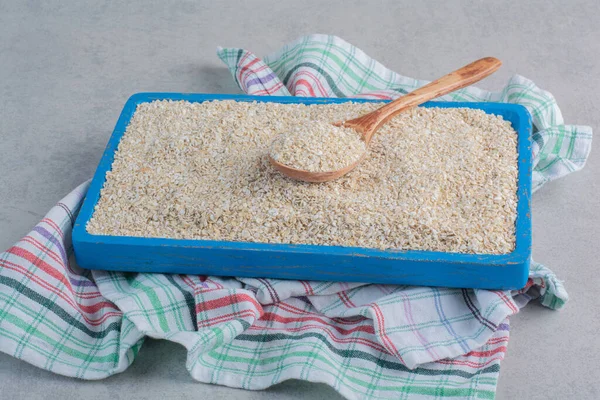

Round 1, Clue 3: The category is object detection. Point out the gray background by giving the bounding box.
[0,1,598,399]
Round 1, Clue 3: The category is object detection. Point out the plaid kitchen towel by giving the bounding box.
[0,35,591,399]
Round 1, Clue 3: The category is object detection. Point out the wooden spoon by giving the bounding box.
[269,57,502,183]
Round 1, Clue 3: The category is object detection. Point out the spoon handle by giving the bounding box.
[343,57,502,143]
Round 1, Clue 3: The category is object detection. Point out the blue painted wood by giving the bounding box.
[72,93,532,289]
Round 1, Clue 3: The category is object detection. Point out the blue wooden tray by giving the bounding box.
[72,93,532,289]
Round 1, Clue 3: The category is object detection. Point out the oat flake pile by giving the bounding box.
[0,35,591,400]
[270,121,367,172]
[88,101,518,254]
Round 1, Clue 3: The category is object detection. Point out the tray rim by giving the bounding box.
[73,93,532,269]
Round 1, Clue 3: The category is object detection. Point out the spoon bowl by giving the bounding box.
[269,57,502,183]
[269,153,365,183]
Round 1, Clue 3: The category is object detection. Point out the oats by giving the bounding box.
[86,100,518,254]
[270,121,366,172]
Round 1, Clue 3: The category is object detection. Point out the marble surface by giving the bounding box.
[0,1,598,399]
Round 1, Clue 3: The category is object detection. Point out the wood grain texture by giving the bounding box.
[268,154,364,183]
[343,57,502,143]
